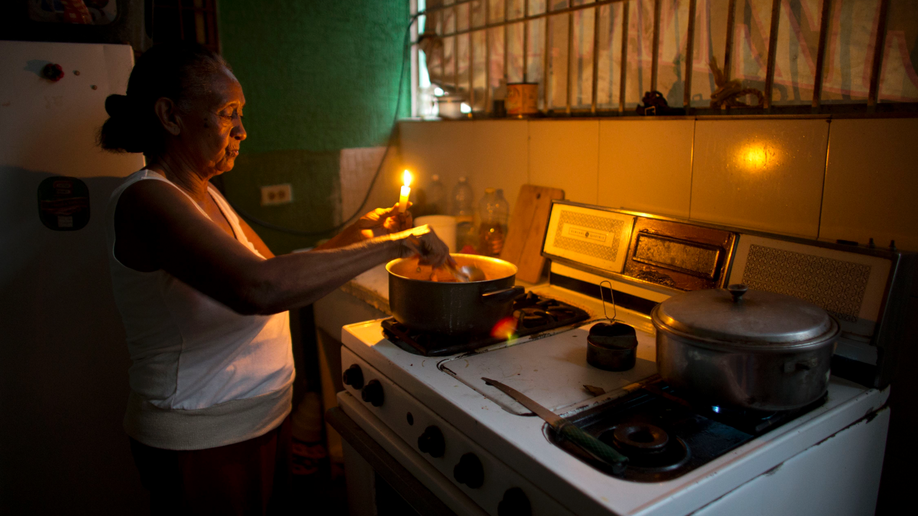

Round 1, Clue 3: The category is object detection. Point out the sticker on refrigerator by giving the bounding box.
[37,176,89,231]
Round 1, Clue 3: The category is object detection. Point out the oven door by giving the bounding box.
[692,406,890,516]
[327,394,487,516]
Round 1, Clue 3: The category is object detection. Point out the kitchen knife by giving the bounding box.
[482,377,629,469]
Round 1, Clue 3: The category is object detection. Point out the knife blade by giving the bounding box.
[482,377,629,469]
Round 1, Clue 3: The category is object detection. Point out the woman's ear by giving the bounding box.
[153,97,181,136]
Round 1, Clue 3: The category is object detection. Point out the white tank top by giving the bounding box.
[105,169,294,411]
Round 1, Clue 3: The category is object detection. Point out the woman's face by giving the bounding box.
[180,66,247,176]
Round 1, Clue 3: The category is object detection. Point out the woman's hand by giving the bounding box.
[356,204,413,239]
[315,204,413,250]
[395,225,450,268]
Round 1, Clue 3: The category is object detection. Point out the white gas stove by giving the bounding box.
[328,202,912,516]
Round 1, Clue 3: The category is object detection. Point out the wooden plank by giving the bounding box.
[516,189,563,283]
[500,185,564,283]
[500,186,544,266]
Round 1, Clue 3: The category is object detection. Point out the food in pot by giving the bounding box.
[387,254,524,336]
[395,255,497,282]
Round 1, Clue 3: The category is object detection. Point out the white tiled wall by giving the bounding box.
[397,117,918,251]
[820,118,918,251]
[529,120,600,205]
[399,120,529,210]
[598,119,694,218]
[691,119,829,238]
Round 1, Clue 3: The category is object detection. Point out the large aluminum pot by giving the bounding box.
[651,284,839,411]
[387,254,525,336]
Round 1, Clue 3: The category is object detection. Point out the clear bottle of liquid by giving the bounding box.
[477,188,509,257]
[451,177,476,253]
[426,174,447,215]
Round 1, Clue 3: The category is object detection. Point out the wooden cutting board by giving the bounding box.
[500,185,564,283]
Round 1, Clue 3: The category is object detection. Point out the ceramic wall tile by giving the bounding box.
[463,120,530,210]
[399,120,475,194]
[339,147,387,224]
[690,119,829,238]
[528,120,600,205]
[398,120,529,212]
[821,119,918,252]
[598,119,694,218]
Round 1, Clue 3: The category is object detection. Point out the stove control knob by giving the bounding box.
[342,364,364,390]
[453,453,484,488]
[497,487,532,516]
[360,379,384,407]
[417,426,445,458]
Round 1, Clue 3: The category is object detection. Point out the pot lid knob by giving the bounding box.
[727,284,748,304]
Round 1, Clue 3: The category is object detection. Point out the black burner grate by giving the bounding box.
[381,292,590,356]
[547,377,829,482]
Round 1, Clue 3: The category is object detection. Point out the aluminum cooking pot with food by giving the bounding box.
[387,254,525,336]
[651,284,840,411]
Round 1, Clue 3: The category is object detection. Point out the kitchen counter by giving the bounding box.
[338,265,391,315]
[314,265,390,342]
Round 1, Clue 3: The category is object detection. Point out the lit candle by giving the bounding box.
[398,170,413,213]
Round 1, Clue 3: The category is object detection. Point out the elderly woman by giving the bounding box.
[99,42,448,514]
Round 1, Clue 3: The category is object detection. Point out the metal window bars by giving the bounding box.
[413,0,918,117]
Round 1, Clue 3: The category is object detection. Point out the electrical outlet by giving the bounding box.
[260,184,293,206]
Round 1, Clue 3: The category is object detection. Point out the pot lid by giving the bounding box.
[652,284,839,350]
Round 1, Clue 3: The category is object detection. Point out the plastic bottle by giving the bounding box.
[426,174,447,215]
[477,188,509,257]
[451,177,477,253]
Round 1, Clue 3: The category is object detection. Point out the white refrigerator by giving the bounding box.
[0,41,147,514]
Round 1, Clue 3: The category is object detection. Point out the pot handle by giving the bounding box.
[481,285,526,305]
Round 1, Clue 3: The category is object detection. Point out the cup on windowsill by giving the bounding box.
[436,96,464,119]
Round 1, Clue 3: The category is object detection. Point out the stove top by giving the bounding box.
[339,288,889,516]
[381,291,590,356]
[335,201,906,514]
[546,376,829,482]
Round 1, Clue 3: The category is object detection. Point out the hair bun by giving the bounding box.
[104,94,130,117]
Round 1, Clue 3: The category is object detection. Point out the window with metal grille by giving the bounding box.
[152,0,220,53]
[412,0,918,117]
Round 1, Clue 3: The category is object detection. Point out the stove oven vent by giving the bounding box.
[540,201,915,391]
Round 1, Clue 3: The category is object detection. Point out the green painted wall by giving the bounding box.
[217,0,410,252]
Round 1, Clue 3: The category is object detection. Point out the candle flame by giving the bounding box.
[402,170,413,187]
